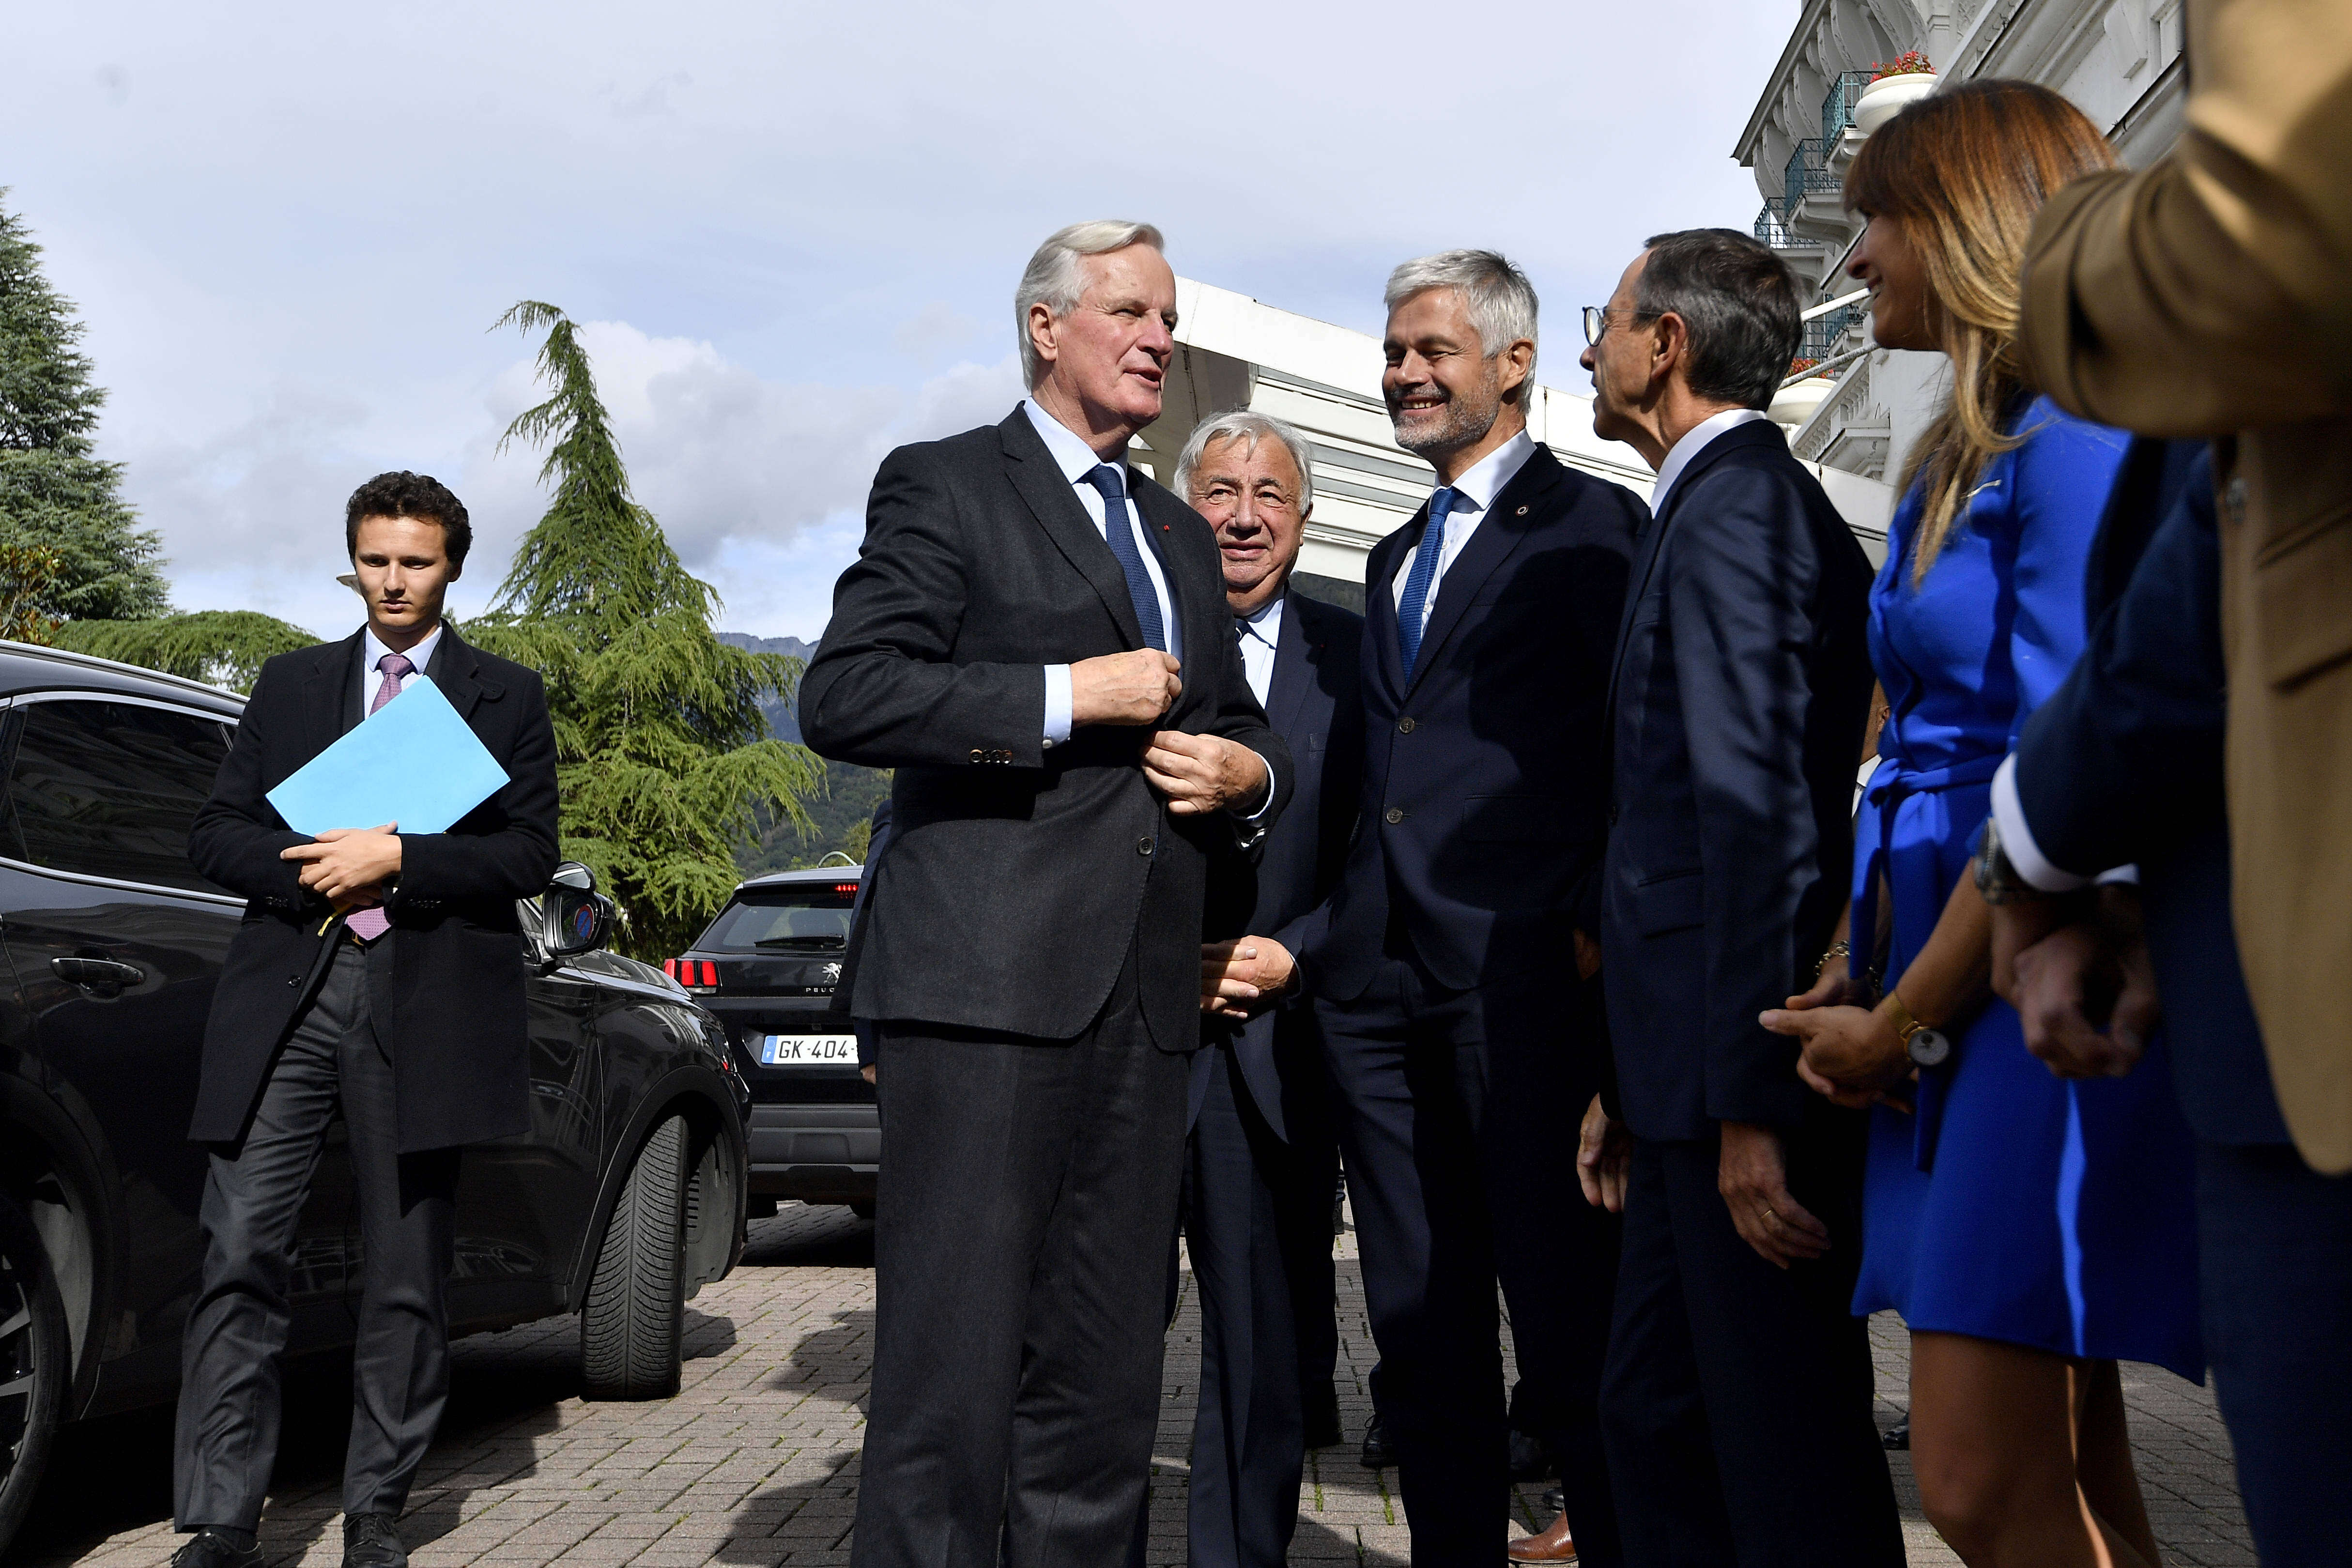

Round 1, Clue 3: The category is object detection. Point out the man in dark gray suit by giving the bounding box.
[800,220,1291,1568]
[1182,412,1361,1568]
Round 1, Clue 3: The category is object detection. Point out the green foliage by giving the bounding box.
[0,544,60,644]
[465,301,822,959]
[0,192,169,621]
[737,759,891,877]
[55,609,318,693]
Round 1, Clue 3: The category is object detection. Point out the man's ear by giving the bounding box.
[1028,302,1060,371]
[1497,337,1536,400]
[1650,314,1690,394]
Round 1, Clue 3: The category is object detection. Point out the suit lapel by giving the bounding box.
[1366,517,1415,699]
[998,410,1146,649]
[432,627,487,721]
[1133,480,1196,656]
[1265,590,1316,737]
[1405,449,1562,697]
[1603,422,1779,722]
[311,631,366,741]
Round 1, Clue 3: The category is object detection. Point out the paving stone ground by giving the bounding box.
[19,1202,2252,1567]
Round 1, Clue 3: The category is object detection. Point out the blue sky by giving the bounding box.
[5,0,1792,642]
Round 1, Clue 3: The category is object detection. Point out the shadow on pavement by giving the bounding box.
[741,1203,876,1267]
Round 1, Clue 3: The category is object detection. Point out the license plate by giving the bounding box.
[759,1033,860,1066]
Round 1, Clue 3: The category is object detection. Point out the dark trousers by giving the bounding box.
[1316,959,1621,1568]
[1599,1131,1901,1568]
[852,947,1189,1568]
[175,940,459,1534]
[2197,1138,2352,1566]
[1183,1039,1338,1568]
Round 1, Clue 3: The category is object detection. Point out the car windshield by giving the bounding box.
[695,881,860,952]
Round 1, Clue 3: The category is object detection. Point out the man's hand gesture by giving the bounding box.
[1147,731,1269,816]
[1201,937,1296,1018]
[281,822,400,907]
[1072,650,1182,726]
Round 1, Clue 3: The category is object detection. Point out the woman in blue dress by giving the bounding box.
[1761,82,2200,1568]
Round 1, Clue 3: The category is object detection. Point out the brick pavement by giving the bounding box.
[19,1203,2253,1567]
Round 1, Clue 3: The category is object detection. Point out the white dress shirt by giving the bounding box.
[360,622,444,716]
[1024,399,1182,746]
[1390,429,1537,644]
[1237,594,1285,708]
[1989,754,2137,890]
[1646,407,1771,519]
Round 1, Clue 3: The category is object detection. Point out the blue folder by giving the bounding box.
[265,675,511,837]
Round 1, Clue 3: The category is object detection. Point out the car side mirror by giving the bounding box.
[542,862,611,960]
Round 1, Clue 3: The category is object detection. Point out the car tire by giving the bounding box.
[0,1194,69,1556]
[581,1112,688,1400]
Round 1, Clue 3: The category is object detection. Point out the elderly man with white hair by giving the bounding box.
[801,221,1290,1568]
[1176,410,1362,1568]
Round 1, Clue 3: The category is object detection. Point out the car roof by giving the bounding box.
[0,639,247,718]
[735,864,865,893]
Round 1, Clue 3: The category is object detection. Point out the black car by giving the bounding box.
[0,642,752,1554]
[668,867,876,1213]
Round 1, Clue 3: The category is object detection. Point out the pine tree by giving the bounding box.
[53,609,317,693]
[0,192,169,621]
[464,301,822,960]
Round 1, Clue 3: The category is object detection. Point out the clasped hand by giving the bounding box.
[1200,937,1295,1018]
[1760,957,1910,1111]
[280,822,400,909]
[1992,886,2158,1080]
[1146,730,1267,815]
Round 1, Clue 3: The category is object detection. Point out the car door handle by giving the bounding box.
[52,956,146,990]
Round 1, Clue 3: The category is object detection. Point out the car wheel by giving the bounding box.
[582,1113,688,1400]
[0,1194,69,1555]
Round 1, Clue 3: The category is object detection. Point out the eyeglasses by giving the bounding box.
[1582,305,1655,346]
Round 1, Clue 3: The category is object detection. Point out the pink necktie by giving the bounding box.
[344,652,415,943]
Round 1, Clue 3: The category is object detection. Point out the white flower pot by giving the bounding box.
[1769,376,1838,430]
[1853,73,1937,136]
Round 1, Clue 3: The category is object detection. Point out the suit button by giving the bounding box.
[287,974,301,987]
[1138,835,1155,856]
[1398,717,1415,734]
[1384,807,1404,825]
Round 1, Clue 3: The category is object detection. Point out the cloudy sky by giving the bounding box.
[5,1,1792,643]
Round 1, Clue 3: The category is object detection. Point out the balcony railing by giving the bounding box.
[1783,138,1840,217]
[1755,205,1804,249]
[1802,302,1863,361]
[1823,70,1875,144]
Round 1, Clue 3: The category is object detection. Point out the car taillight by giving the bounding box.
[665,958,721,989]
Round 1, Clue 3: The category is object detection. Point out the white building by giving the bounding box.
[1137,277,1897,604]
[1738,0,2188,507]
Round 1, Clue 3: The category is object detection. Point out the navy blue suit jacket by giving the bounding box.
[1601,421,1876,1140]
[2011,440,2289,1146]
[1306,444,1641,1000]
[1194,589,1364,1140]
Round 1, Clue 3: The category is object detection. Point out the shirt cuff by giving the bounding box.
[1991,753,2091,892]
[1043,664,1072,747]
[1235,749,1278,821]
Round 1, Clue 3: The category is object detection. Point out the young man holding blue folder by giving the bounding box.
[171,472,558,1568]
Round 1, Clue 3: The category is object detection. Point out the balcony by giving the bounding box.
[1802,303,1863,362]
[1822,70,1875,145]
[1753,205,1821,253]
[1781,137,1845,237]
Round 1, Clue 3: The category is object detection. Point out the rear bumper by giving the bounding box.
[748,1104,879,1199]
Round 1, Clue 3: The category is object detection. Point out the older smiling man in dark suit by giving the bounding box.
[801,220,1291,1568]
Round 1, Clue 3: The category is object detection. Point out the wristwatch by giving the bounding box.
[1972,815,2048,906]
[1883,990,1951,1069]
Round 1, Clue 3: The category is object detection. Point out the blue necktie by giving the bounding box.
[1086,464,1166,652]
[1396,487,1456,678]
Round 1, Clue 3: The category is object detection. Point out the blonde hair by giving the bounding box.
[1844,80,2117,584]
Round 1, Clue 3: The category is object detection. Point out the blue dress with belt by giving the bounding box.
[1848,396,2202,1381]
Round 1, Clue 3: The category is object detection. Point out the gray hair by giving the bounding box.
[1014,219,1167,390]
[1383,249,1540,400]
[1635,229,1802,411]
[1171,410,1316,517]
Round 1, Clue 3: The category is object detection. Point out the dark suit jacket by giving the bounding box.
[1602,421,1875,1141]
[1195,589,1364,1141]
[187,627,561,1152]
[1306,444,1639,1001]
[2012,440,2289,1146]
[799,406,1291,1051]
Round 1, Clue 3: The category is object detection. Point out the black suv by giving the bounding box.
[669,867,876,1213]
[0,642,752,1555]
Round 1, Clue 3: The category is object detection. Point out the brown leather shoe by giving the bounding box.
[1506,1510,1577,1563]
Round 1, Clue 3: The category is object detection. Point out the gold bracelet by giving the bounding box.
[1815,940,1850,979]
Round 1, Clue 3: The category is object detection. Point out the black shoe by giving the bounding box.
[1881,1420,1910,1451]
[1540,1487,1564,1515]
[1508,1427,1556,1482]
[171,1533,263,1568]
[343,1512,408,1568]
[1359,1414,1395,1469]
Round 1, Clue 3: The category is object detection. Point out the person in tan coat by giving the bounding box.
[2014,0,2352,1176]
